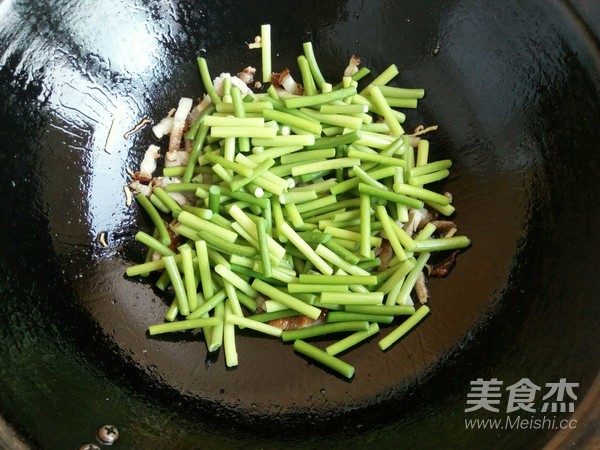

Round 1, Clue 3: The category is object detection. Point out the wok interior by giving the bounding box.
[0,0,599,448]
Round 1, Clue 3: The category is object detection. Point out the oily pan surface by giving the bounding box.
[0,0,599,448]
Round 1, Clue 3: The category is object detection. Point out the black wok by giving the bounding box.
[0,0,599,448]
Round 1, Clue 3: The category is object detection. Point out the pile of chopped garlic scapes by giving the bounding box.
[125,25,470,378]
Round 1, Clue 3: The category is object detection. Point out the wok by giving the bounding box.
[0,0,599,448]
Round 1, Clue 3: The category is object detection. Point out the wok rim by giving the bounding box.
[1,374,599,449]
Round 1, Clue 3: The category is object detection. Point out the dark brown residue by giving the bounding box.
[377,238,394,271]
[131,171,153,183]
[268,309,327,330]
[428,250,460,278]
[430,220,458,238]
[123,118,153,139]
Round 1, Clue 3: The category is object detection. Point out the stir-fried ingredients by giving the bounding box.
[125,26,470,378]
